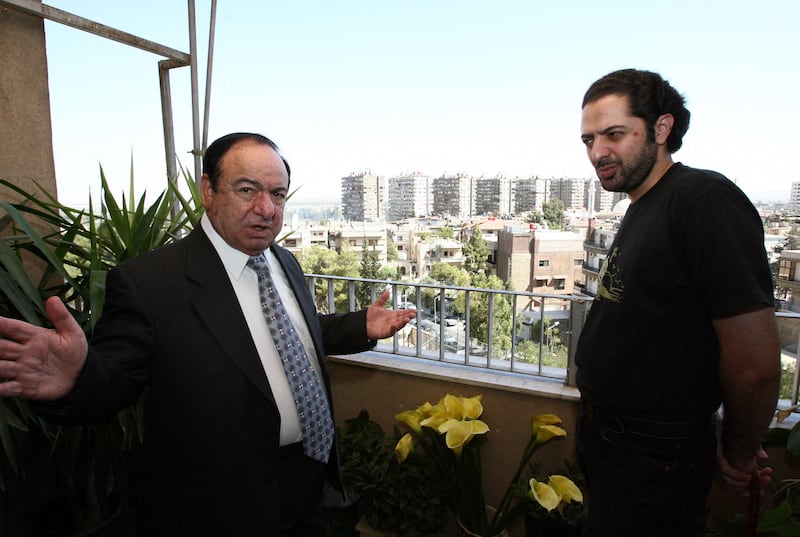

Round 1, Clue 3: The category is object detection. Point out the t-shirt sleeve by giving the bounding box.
[676,179,774,319]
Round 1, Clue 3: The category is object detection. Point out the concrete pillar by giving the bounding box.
[0,1,57,204]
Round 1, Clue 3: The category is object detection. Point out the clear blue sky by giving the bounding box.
[43,0,799,208]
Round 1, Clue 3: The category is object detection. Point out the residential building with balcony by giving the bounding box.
[777,250,800,312]
[550,177,588,210]
[432,173,474,218]
[474,175,513,217]
[514,176,550,215]
[341,170,385,222]
[461,218,527,272]
[331,222,389,264]
[581,223,618,297]
[386,172,431,221]
[586,178,627,214]
[496,225,585,309]
[790,182,800,210]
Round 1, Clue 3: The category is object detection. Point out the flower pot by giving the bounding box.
[457,506,510,537]
[524,511,582,537]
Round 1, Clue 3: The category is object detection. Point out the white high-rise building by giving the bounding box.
[341,171,385,222]
[790,182,800,210]
[387,172,431,221]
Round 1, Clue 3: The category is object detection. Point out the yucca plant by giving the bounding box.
[0,165,203,535]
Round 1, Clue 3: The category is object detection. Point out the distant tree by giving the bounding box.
[524,210,544,224]
[378,265,400,281]
[357,243,382,309]
[298,244,359,312]
[462,272,513,356]
[439,227,454,239]
[782,233,800,251]
[462,228,489,274]
[386,236,399,262]
[542,199,565,230]
[429,262,469,287]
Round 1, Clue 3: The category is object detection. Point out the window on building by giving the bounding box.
[538,259,550,268]
[779,259,792,280]
[554,278,566,290]
[574,259,584,266]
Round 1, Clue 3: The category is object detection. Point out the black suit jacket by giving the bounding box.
[37,227,374,535]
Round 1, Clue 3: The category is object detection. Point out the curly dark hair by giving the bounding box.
[582,69,691,153]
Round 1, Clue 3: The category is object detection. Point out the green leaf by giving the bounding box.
[759,499,792,528]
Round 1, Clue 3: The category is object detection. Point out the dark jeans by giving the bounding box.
[576,402,716,537]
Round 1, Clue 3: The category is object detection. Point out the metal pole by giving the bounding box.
[159,61,177,184]
[202,0,218,152]
[188,0,202,185]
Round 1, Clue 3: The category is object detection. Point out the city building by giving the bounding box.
[330,221,389,265]
[495,225,585,309]
[474,175,513,217]
[790,182,800,210]
[341,170,385,222]
[386,172,431,222]
[514,176,550,215]
[432,173,473,218]
[550,177,588,210]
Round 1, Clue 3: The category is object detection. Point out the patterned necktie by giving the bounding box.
[247,254,333,463]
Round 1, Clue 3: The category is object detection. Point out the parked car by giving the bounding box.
[444,317,458,327]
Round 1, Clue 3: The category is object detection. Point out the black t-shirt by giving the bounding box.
[576,163,774,418]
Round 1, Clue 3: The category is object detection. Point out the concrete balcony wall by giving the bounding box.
[328,352,791,535]
[329,352,580,535]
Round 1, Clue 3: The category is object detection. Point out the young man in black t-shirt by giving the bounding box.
[576,69,780,537]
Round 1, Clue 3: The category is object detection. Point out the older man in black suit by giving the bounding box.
[0,132,416,536]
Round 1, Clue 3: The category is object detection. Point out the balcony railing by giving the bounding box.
[304,274,592,387]
[307,274,800,407]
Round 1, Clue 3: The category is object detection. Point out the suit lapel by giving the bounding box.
[185,229,276,404]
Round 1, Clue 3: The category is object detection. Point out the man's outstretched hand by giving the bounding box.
[0,296,87,400]
[366,289,417,340]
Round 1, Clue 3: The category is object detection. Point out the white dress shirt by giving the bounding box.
[201,215,323,446]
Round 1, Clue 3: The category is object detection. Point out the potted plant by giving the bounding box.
[523,461,585,537]
[0,169,202,535]
[394,393,583,537]
[335,410,448,537]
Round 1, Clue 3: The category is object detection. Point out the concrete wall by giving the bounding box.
[329,358,781,535]
[329,358,582,536]
[0,1,57,203]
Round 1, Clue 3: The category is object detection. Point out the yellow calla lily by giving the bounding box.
[459,395,484,419]
[548,475,583,504]
[420,414,449,431]
[395,409,424,433]
[442,394,466,419]
[394,432,414,463]
[531,414,566,445]
[439,418,489,455]
[534,424,567,445]
[528,478,559,511]
[531,414,562,428]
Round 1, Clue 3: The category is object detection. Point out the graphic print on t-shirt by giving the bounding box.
[596,247,624,303]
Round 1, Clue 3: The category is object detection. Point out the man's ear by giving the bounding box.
[654,113,674,144]
[200,174,214,208]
